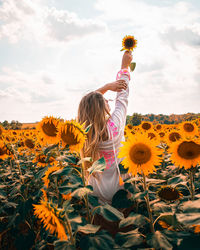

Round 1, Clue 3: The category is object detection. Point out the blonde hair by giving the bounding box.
[77,91,111,168]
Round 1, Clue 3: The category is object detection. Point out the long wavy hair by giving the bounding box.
[77,91,111,169]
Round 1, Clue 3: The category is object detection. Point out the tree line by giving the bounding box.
[126,112,200,126]
[1,112,199,130]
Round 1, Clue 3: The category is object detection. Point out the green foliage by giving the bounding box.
[1,132,200,249]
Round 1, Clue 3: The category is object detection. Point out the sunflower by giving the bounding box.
[43,165,63,188]
[158,186,183,202]
[122,35,137,51]
[41,188,48,202]
[33,200,67,240]
[179,121,198,138]
[154,124,165,131]
[127,124,133,130]
[37,116,60,144]
[57,120,87,152]
[0,141,9,160]
[147,132,157,140]
[118,133,162,176]
[140,121,153,132]
[24,138,35,150]
[166,130,182,145]
[168,138,200,169]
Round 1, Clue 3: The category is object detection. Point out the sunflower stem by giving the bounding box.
[64,213,75,245]
[80,157,92,223]
[189,168,195,200]
[142,171,155,233]
[13,153,24,184]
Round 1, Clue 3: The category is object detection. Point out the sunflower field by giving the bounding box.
[0,116,200,250]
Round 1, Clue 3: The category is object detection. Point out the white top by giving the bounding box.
[87,73,131,205]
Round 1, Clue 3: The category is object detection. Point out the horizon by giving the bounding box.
[0,0,200,122]
[1,111,199,124]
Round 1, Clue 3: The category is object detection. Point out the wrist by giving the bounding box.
[105,83,111,90]
[116,69,131,81]
[121,64,129,70]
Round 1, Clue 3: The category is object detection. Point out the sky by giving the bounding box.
[0,0,200,123]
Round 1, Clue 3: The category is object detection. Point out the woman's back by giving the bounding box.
[77,51,133,205]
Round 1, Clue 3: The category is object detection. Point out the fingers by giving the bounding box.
[118,80,127,88]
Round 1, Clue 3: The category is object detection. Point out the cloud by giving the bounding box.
[160,27,200,50]
[45,7,106,42]
[0,0,106,45]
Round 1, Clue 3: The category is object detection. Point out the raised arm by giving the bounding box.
[111,51,133,129]
[96,80,128,95]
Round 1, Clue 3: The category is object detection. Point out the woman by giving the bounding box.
[77,51,133,205]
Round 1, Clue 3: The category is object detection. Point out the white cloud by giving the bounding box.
[0,0,106,45]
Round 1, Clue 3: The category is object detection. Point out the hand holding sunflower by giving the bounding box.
[121,35,137,72]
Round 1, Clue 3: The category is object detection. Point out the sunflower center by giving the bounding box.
[61,125,79,145]
[37,155,46,163]
[25,139,35,149]
[159,132,165,138]
[169,132,181,142]
[125,38,134,48]
[42,122,57,137]
[148,133,156,139]
[0,147,6,156]
[183,123,194,132]
[129,143,152,164]
[142,123,151,130]
[177,141,200,160]
[156,125,162,130]
[158,187,180,201]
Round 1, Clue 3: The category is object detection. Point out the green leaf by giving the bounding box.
[130,62,136,72]
[77,157,92,165]
[119,213,148,228]
[85,124,93,133]
[176,213,200,226]
[87,157,106,175]
[63,155,78,164]
[88,194,100,207]
[93,204,124,222]
[179,199,200,213]
[146,231,173,250]
[54,240,75,250]
[77,224,100,234]
[157,213,180,229]
[115,229,144,248]
[63,200,74,214]
[152,202,172,215]
[79,230,115,250]
[59,182,82,194]
[44,143,59,155]
[71,186,93,198]
[120,48,124,51]
[130,190,148,200]
[168,174,187,185]
[124,182,140,194]
[112,190,132,209]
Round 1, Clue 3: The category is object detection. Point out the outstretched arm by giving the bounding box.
[110,51,133,129]
[96,80,128,95]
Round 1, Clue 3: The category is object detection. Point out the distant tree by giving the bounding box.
[149,114,155,122]
[1,120,22,130]
[130,113,142,126]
